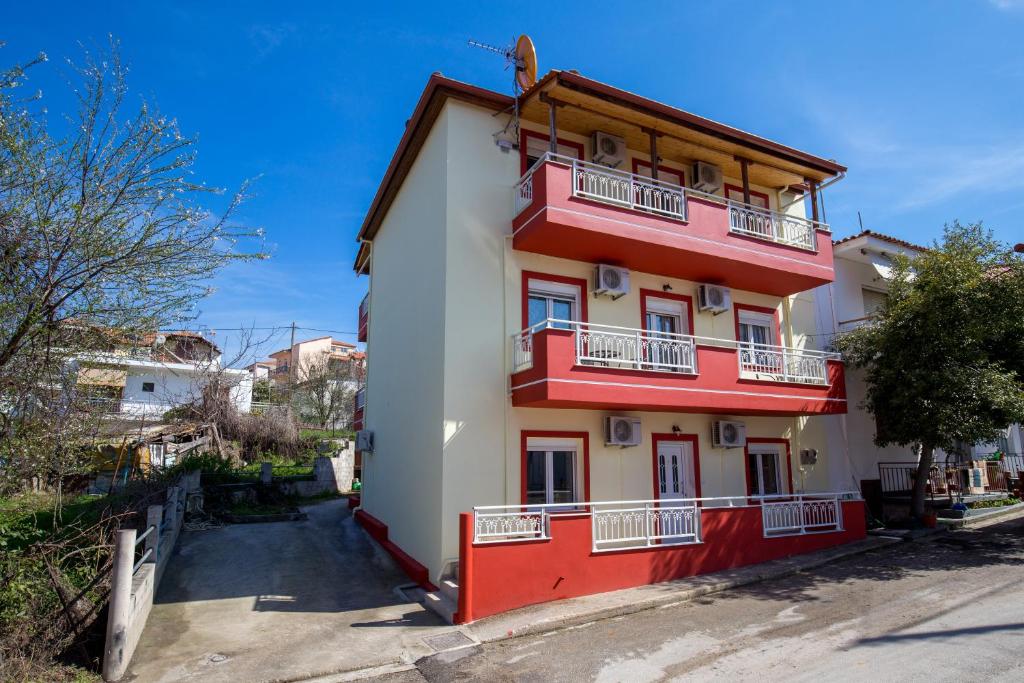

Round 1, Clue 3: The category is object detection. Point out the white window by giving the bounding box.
[525,135,582,168]
[645,296,689,336]
[525,439,580,507]
[527,278,580,329]
[862,288,887,317]
[747,444,785,498]
[738,310,776,347]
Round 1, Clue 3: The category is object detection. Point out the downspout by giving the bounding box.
[354,238,372,513]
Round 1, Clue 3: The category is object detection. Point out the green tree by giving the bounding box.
[837,222,1024,519]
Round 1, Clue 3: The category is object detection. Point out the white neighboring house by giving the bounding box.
[74,331,253,420]
[815,230,1023,513]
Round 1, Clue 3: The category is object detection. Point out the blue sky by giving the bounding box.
[6,1,1024,361]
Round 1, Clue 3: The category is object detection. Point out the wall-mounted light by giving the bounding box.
[671,425,681,434]
[662,284,673,292]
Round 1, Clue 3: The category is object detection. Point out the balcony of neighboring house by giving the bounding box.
[353,386,365,431]
[509,72,843,297]
[509,320,846,416]
[358,293,369,343]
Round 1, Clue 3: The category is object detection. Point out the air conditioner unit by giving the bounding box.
[712,420,746,449]
[355,429,374,452]
[692,161,723,194]
[595,265,630,299]
[697,284,732,314]
[592,131,626,168]
[605,416,642,447]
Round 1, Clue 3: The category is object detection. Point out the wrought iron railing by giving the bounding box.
[728,201,819,251]
[761,495,844,536]
[511,320,837,386]
[514,153,686,221]
[473,491,859,549]
[738,342,832,384]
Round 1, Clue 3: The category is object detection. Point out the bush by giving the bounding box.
[219,407,301,462]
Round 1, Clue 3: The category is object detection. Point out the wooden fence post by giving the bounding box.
[102,528,136,681]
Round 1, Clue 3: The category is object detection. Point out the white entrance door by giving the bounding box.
[655,440,697,542]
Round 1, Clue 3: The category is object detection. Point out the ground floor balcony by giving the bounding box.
[512,155,835,297]
[456,492,865,622]
[510,322,846,416]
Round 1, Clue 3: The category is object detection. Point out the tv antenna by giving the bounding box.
[467,35,538,152]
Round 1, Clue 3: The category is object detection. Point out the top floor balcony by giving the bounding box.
[512,154,834,297]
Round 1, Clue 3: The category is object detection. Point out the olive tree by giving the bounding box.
[837,222,1024,519]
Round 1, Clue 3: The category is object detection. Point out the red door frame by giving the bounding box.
[520,430,592,506]
[631,159,686,187]
[519,129,586,175]
[743,437,794,500]
[733,303,782,345]
[651,433,702,500]
[724,183,771,209]
[640,288,696,336]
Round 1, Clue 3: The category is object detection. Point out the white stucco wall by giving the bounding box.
[360,105,449,574]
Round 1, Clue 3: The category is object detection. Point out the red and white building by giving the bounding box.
[352,70,865,623]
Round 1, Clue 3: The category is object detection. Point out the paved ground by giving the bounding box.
[129,498,455,683]
[389,517,1024,682]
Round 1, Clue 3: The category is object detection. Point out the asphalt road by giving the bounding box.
[389,516,1024,682]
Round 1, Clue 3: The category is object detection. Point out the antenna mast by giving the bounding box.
[467,35,537,152]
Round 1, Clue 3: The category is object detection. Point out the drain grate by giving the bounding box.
[423,631,474,651]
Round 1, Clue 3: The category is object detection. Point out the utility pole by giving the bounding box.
[288,322,296,401]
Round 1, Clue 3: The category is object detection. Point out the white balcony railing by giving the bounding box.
[473,491,859,549]
[515,153,686,221]
[510,320,837,385]
[738,342,832,385]
[728,201,819,251]
[761,494,844,536]
[592,500,701,550]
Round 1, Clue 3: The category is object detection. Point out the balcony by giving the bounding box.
[510,321,846,416]
[512,155,835,297]
[353,387,365,431]
[358,293,369,343]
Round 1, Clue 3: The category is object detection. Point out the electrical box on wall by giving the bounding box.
[800,448,818,466]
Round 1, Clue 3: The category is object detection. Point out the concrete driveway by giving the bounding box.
[129,498,458,683]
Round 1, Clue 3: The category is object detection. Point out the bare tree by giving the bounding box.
[294,352,355,430]
[0,41,265,494]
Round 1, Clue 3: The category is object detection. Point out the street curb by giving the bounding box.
[938,502,1024,530]
[466,535,900,644]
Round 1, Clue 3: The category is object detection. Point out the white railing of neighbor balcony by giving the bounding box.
[761,494,844,536]
[510,320,838,385]
[727,201,820,251]
[514,153,686,221]
[738,342,833,385]
[472,492,858,550]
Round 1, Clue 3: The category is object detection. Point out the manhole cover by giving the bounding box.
[208,654,228,663]
[423,631,474,651]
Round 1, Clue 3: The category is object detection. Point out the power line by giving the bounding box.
[158,325,359,336]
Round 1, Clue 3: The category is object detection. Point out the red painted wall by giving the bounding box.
[512,160,834,297]
[457,500,866,623]
[511,328,847,416]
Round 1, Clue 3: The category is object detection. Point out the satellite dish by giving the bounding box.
[515,35,537,91]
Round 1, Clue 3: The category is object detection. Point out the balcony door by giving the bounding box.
[643,295,691,371]
[656,441,696,500]
[523,133,584,171]
[724,184,770,209]
[634,160,685,188]
[738,309,780,374]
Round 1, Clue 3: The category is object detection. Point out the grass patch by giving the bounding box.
[969,496,1021,510]
[0,492,111,552]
